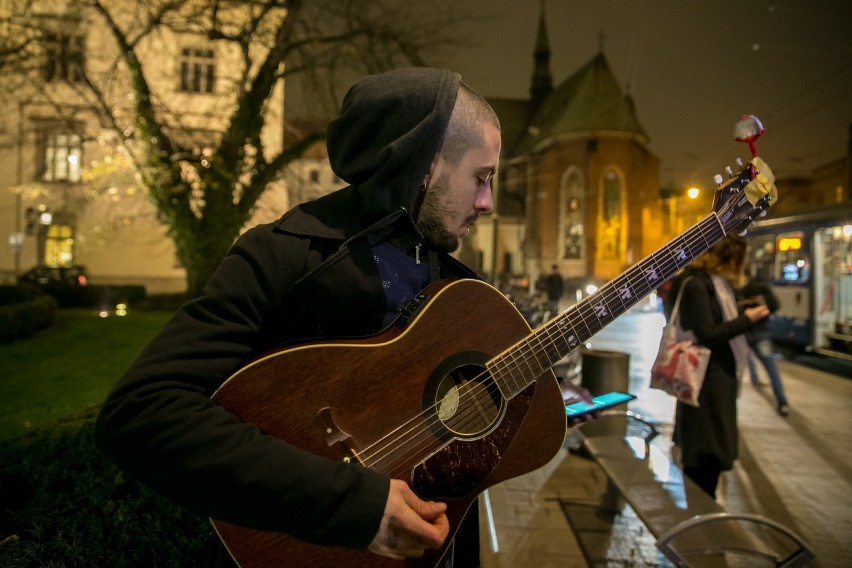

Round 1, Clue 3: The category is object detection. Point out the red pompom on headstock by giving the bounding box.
[734,114,766,177]
[711,115,776,236]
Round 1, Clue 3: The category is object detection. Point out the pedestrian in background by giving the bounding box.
[545,264,564,315]
[739,270,790,415]
[666,235,770,499]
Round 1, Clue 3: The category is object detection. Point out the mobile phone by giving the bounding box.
[565,391,637,418]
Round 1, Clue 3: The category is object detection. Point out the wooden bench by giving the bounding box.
[575,411,815,567]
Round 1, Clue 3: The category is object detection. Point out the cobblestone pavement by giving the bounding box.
[478,310,851,567]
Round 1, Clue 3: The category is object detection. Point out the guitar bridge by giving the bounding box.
[316,407,361,464]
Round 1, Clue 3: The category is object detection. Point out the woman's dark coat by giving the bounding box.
[667,268,753,470]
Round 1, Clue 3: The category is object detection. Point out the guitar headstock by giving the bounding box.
[712,115,778,236]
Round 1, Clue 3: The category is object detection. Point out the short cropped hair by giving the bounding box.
[438,82,501,165]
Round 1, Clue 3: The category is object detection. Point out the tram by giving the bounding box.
[744,205,852,361]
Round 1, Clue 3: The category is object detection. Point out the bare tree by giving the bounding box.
[0,0,471,295]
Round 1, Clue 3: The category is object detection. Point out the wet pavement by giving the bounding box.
[478,309,852,567]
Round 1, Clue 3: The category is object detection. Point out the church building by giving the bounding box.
[472,7,665,291]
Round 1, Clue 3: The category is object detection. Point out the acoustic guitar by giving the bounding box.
[211,144,777,567]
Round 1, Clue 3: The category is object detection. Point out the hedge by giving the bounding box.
[0,409,212,567]
[0,295,59,343]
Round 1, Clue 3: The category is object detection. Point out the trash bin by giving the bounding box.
[580,349,630,395]
[578,349,631,513]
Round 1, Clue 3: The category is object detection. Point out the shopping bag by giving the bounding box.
[650,326,710,406]
[650,277,710,406]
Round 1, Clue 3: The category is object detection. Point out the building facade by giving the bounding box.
[0,1,289,293]
[469,7,664,293]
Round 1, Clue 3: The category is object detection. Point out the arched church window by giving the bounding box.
[599,169,624,260]
[560,168,585,260]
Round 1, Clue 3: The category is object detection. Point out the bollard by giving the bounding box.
[579,349,631,514]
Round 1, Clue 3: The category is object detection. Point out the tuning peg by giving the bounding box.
[735,157,744,168]
[725,166,734,177]
[760,209,768,217]
[714,174,724,186]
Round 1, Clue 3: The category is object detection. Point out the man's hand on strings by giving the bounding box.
[368,479,449,560]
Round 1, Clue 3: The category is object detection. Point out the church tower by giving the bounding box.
[481,7,662,288]
[529,0,553,109]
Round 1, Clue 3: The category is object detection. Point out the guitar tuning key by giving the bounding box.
[736,157,744,168]
[714,174,724,187]
[725,166,734,177]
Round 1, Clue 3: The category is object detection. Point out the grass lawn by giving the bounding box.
[0,308,173,440]
[0,307,215,567]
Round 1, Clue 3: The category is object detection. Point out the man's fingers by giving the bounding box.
[368,480,450,560]
[416,498,447,522]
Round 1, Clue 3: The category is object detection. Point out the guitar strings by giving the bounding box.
[353,213,727,476]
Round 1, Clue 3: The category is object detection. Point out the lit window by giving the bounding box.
[180,47,216,93]
[44,222,75,266]
[40,130,82,183]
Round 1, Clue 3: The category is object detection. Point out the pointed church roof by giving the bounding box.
[529,0,553,107]
[512,51,648,156]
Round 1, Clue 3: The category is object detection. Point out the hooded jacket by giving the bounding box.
[94,68,479,550]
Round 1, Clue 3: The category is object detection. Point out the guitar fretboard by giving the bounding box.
[490,213,725,398]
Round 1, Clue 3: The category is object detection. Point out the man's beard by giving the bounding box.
[416,172,461,253]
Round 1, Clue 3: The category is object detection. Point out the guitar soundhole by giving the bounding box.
[430,362,502,437]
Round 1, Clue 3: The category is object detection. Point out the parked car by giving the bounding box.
[18,265,88,287]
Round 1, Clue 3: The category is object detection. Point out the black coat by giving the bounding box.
[738,278,780,343]
[667,268,753,470]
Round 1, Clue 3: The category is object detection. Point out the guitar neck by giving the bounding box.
[491,213,726,397]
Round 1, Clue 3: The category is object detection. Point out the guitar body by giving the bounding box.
[211,279,567,568]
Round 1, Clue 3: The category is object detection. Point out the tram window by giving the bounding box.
[749,235,775,279]
[776,231,808,282]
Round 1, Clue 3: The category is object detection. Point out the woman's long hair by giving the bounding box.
[692,234,748,285]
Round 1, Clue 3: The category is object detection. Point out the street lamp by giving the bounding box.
[34,205,52,267]
[39,209,53,226]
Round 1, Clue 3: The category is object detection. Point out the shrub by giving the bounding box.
[0,410,212,567]
[0,286,32,306]
[0,295,59,343]
[39,285,148,309]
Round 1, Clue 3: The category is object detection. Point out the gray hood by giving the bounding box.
[326,67,460,226]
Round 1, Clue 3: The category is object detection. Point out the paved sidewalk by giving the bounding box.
[478,312,851,567]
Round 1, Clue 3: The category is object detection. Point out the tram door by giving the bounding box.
[813,224,852,357]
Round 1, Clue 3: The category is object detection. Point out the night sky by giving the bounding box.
[432,0,852,194]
